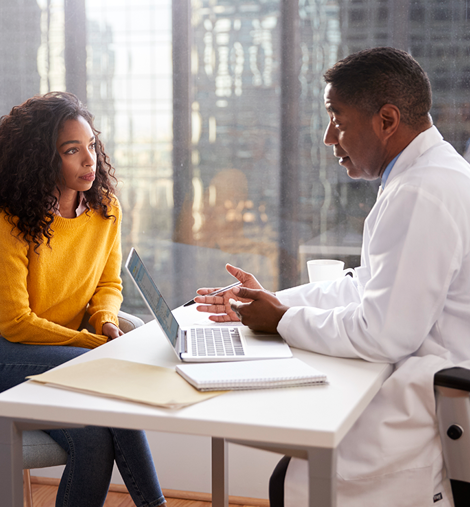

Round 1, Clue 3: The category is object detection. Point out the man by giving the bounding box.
[196,47,470,506]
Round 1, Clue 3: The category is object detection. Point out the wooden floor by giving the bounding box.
[28,481,267,507]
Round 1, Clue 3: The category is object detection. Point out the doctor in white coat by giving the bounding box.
[195,47,470,506]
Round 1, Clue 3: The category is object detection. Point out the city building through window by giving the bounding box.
[1,0,470,318]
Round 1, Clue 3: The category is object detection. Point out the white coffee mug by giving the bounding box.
[307,259,355,283]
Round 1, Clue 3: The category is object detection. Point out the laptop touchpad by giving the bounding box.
[242,328,285,347]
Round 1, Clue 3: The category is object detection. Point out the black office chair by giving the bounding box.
[435,367,470,506]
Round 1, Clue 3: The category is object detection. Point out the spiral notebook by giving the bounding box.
[175,358,327,391]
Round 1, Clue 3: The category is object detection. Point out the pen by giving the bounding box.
[183,281,242,307]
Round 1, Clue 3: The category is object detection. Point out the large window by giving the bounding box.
[2,0,470,318]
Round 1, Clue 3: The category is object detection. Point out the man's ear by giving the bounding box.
[377,104,400,140]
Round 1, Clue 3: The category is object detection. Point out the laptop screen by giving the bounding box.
[125,249,179,347]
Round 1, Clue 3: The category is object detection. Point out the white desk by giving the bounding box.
[0,307,392,506]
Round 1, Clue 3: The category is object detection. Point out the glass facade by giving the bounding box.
[1,0,470,318]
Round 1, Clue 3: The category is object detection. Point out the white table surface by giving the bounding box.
[0,306,392,506]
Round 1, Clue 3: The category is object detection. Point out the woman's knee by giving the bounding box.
[0,337,89,367]
[0,338,90,392]
[48,426,115,462]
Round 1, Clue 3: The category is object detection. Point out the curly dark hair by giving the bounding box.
[0,91,118,251]
[324,47,432,129]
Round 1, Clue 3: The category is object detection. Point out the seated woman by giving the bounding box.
[0,92,166,507]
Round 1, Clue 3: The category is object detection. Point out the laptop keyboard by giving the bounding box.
[191,327,245,357]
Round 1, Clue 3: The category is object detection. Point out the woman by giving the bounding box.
[0,92,166,507]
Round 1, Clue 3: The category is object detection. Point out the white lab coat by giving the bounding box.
[276,126,470,507]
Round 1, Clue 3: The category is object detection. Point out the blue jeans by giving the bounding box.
[0,337,166,507]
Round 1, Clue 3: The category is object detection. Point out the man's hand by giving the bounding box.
[195,264,264,322]
[102,322,124,341]
[229,287,289,333]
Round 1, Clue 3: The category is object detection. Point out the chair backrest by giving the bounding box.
[435,367,470,506]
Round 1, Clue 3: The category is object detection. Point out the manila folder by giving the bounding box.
[27,358,226,409]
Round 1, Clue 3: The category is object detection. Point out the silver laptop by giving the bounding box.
[125,248,292,362]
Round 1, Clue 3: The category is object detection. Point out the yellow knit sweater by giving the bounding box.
[0,201,123,348]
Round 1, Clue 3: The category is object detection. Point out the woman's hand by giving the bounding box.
[102,322,124,341]
[195,264,266,322]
